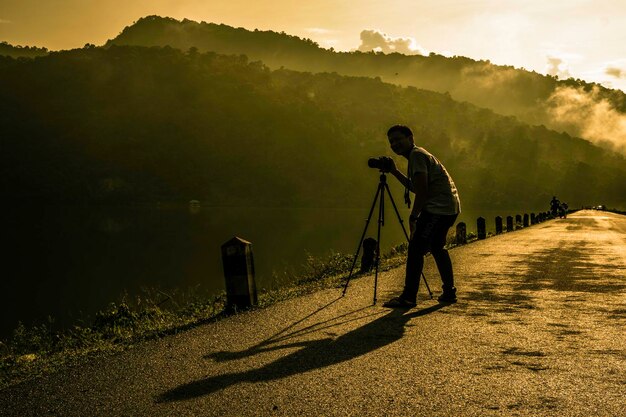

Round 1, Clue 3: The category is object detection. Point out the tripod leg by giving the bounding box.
[422,272,433,299]
[373,182,385,305]
[384,183,409,241]
[342,183,383,296]
[384,183,433,299]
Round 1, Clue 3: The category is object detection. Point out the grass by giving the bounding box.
[0,245,409,390]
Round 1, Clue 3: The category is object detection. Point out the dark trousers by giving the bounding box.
[401,211,458,302]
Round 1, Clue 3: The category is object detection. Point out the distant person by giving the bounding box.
[550,196,560,217]
[382,125,461,307]
[559,202,569,218]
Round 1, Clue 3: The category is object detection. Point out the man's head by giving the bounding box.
[387,124,414,156]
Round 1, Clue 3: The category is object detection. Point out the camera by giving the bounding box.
[367,156,393,172]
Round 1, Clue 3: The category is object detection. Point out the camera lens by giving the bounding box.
[367,158,381,169]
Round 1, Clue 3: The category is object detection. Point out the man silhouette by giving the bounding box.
[383,125,461,307]
[550,196,560,217]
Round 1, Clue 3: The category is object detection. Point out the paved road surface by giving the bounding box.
[1,210,625,416]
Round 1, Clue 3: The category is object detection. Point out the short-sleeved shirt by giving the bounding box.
[407,146,461,215]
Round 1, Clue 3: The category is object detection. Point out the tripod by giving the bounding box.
[342,171,433,304]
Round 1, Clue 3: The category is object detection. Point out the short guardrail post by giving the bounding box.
[523,213,529,227]
[360,237,378,273]
[221,236,257,311]
[477,217,486,239]
[456,222,467,244]
[515,214,522,229]
[531,213,537,225]
[506,216,514,232]
[495,216,503,234]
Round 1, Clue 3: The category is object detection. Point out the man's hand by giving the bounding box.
[382,156,398,173]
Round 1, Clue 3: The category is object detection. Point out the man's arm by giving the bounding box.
[409,172,428,218]
[389,166,428,214]
[390,167,413,191]
[406,172,428,240]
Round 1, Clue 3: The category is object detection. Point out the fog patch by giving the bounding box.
[461,62,519,88]
[546,56,571,79]
[545,85,626,155]
[358,29,428,56]
[605,66,625,79]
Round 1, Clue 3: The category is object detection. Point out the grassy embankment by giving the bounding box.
[0,245,412,389]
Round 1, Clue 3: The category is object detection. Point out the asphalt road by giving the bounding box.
[1,210,625,416]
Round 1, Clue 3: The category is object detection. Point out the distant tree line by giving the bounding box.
[0,41,48,58]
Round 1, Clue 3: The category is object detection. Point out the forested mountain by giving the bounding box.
[105,16,626,155]
[0,41,48,58]
[2,45,625,209]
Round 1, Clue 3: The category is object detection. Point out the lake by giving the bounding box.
[1,204,542,338]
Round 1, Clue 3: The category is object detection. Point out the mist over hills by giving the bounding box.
[105,16,626,156]
[1,45,625,210]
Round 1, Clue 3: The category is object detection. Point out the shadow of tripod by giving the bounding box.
[157,304,447,402]
[342,171,432,304]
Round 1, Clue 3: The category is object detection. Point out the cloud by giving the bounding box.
[545,85,626,155]
[357,29,428,56]
[0,18,12,24]
[605,66,625,79]
[545,55,571,79]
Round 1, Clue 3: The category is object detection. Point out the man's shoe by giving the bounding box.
[438,290,457,303]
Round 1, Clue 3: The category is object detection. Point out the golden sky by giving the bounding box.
[1,0,625,92]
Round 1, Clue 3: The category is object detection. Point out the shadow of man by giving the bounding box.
[156,303,447,403]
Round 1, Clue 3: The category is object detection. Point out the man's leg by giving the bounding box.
[401,237,428,303]
[431,249,454,289]
[429,214,458,299]
[400,212,434,303]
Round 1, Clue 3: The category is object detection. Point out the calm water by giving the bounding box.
[1,204,539,338]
